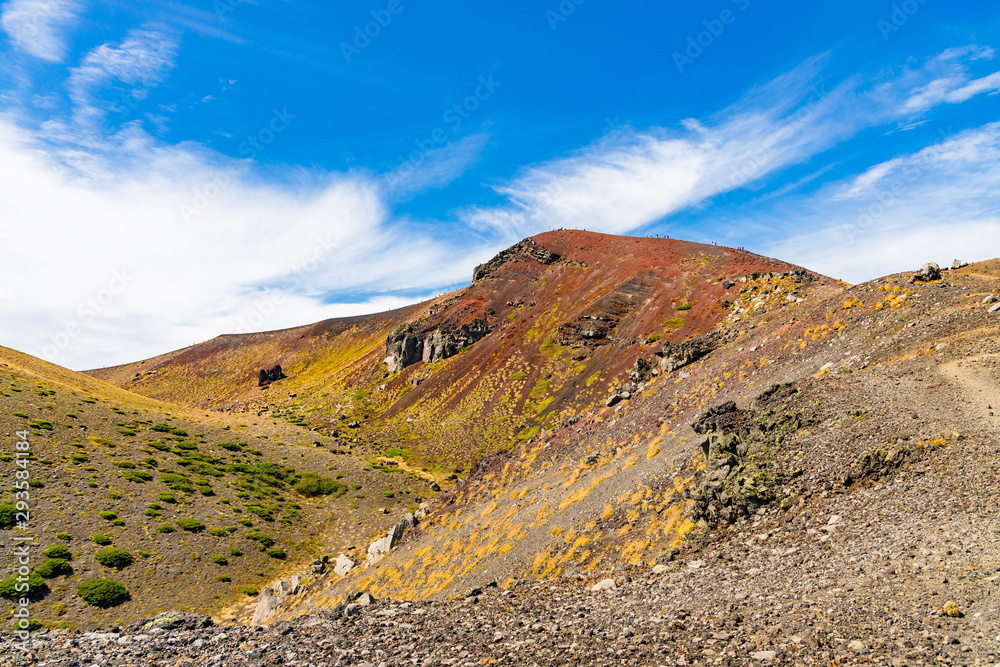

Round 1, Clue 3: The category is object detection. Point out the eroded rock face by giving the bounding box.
[473,237,560,282]
[656,333,718,373]
[386,324,423,373]
[251,587,279,626]
[258,365,286,387]
[422,320,490,364]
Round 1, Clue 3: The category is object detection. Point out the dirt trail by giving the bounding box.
[939,352,1000,420]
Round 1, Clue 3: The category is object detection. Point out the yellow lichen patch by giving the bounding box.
[646,437,661,459]
[601,503,614,519]
[414,545,433,558]
[480,501,497,517]
[623,454,639,469]
[551,527,564,537]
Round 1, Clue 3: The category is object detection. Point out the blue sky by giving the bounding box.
[0,0,998,369]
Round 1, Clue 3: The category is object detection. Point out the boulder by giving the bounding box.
[257,364,286,387]
[989,303,1000,314]
[139,611,214,632]
[628,358,652,383]
[912,262,941,283]
[290,575,301,595]
[251,587,279,626]
[273,580,292,597]
[984,294,998,304]
[951,259,967,270]
[591,579,617,592]
[366,534,394,567]
[385,324,423,373]
[333,554,355,577]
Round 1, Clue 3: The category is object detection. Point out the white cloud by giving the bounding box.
[0,117,496,370]
[68,24,180,127]
[0,0,81,63]
[459,47,999,241]
[761,121,1000,283]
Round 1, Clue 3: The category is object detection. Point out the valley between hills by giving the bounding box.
[3,230,1000,666]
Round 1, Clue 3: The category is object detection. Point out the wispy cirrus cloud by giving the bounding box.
[761,121,1000,283]
[67,23,180,127]
[0,0,82,63]
[460,47,999,238]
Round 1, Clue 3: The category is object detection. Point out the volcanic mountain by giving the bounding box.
[5,232,1000,666]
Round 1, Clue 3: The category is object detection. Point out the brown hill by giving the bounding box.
[89,231,833,474]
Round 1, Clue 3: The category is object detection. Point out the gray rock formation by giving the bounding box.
[656,333,718,373]
[385,324,423,373]
[251,587,279,626]
[257,365,286,387]
[912,262,941,283]
[334,554,355,577]
[473,237,560,282]
[422,320,490,364]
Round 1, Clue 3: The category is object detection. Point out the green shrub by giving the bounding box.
[70,453,88,464]
[108,491,122,499]
[156,524,175,533]
[111,519,125,527]
[136,550,150,558]
[237,518,253,527]
[219,442,242,452]
[77,578,129,607]
[175,440,199,451]
[161,473,194,493]
[207,527,228,537]
[144,509,160,517]
[95,548,133,569]
[241,585,258,597]
[211,554,228,566]
[266,547,286,559]
[140,457,158,467]
[0,504,18,528]
[246,504,273,522]
[245,531,274,549]
[0,572,45,600]
[228,547,242,557]
[99,511,117,521]
[158,492,176,504]
[122,471,153,483]
[293,473,345,497]
[147,503,162,510]
[93,534,111,545]
[676,303,692,311]
[112,461,136,469]
[27,419,53,431]
[198,486,214,496]
[56,532,71,541]
[176,518,205,533]
[218,575,232,582]
[43,545,71,559]
[36,558,71,578]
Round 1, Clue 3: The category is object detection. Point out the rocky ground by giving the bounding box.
[10,428,1000,666]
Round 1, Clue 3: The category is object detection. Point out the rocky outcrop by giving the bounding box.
[365,513,417,567]
[334,554,355,577]
[422,320,490,364]
[656,333,718,373]
[251,587,280,626]
[912,262,941,283]
[139,611,213,632]
[257,364,286,387]
[387,320,492,372]
[385,324,423,373]
[690,384,817,526]
[473,238,560,282]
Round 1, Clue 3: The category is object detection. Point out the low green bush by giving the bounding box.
[95,547,133,569]
[36,558,71,578]
[176,518,205,533]
[265,547,286,559]
[211,554,228,566]
[93,534,111,545]
[42,545,71,559]
[77,578,129,607]
[156,524,175,533]
[0,572,45,600]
